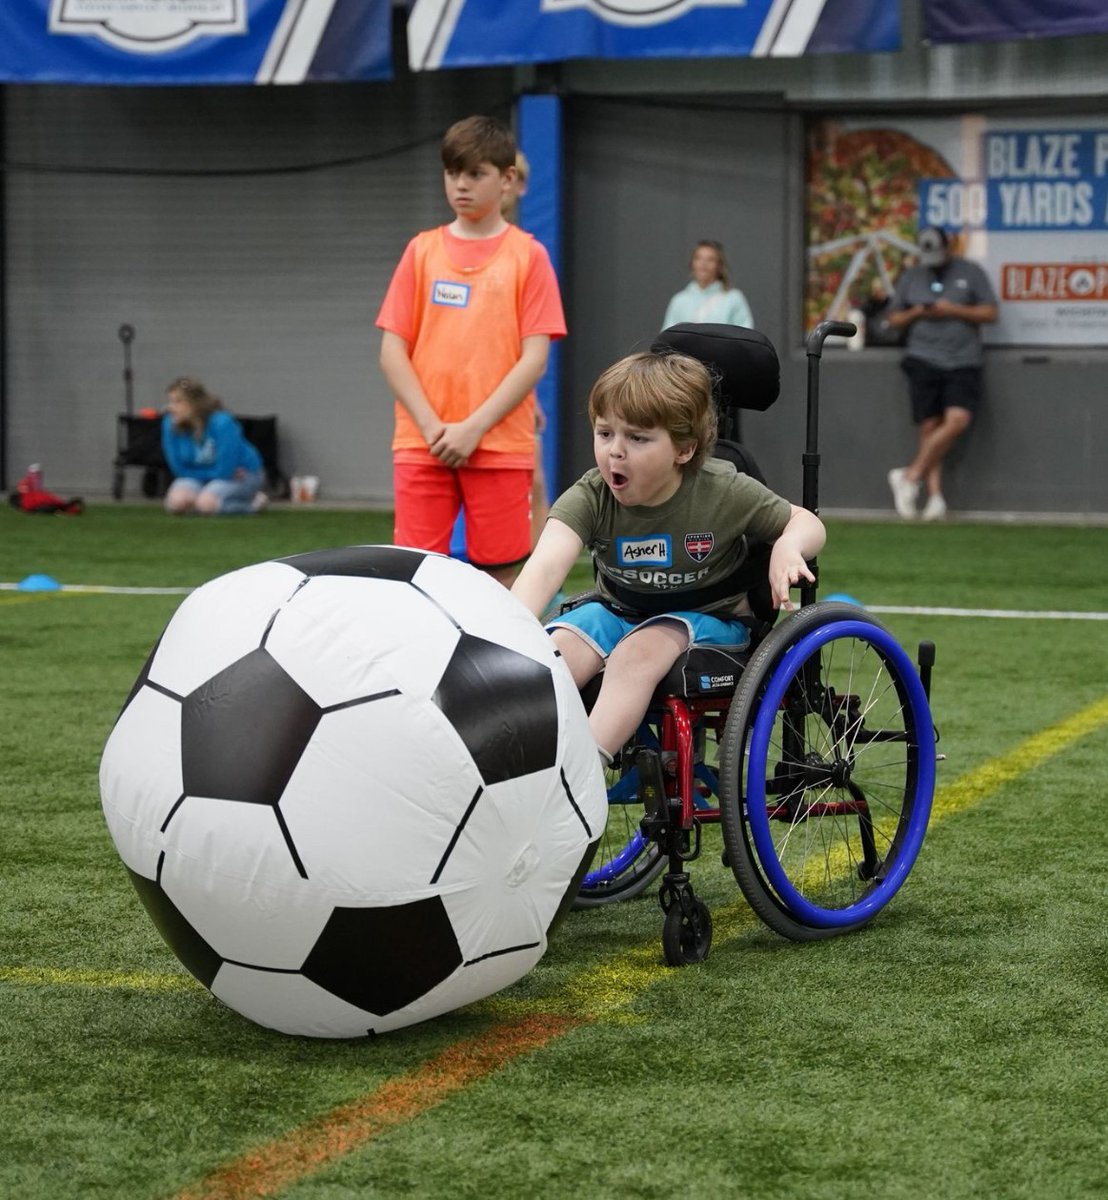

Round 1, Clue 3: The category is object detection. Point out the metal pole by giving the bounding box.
[800,320,855,607]
[119,324,135,416]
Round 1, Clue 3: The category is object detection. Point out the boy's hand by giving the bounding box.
[768,551,815,611]
[429,420,482,468]
[768,507,825,611]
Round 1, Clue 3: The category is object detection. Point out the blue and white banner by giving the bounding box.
[806,114,1108,347]
[0,0,392,83]
[408,0,899,72]
[923,0,1108,44]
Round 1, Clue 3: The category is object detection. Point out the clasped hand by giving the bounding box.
[428,419,482,468]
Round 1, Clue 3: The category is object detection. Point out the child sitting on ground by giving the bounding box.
[511,348,825,764]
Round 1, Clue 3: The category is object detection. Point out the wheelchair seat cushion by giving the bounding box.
[655,642,750,700]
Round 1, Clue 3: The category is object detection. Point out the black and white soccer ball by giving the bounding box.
[99,546,606,1037]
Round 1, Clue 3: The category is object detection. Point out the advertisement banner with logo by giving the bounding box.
[0,0,392,83]
[408,0,899,72]
[922,0,1108,44]
[805,115,1108,346]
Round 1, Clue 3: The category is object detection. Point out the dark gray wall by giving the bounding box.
[559,98,1108,518]
[3,1,1108,516]
[561,98,801,497]
[815,350,1108,514]
[2,72,513,502]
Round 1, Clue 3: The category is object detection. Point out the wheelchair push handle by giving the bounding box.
[805,320,857,357]
[801,319,857,518]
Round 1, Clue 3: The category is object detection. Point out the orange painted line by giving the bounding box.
[172,1012,581,1200]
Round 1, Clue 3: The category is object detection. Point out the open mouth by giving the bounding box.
[610,471,628,490]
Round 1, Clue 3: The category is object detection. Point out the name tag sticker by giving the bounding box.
[617,535,671,567]
[432,280,470,307]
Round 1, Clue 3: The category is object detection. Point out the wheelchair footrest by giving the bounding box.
[636,748,668,837]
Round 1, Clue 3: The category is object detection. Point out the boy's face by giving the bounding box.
[444,161,515,225]
[593,411,694,508]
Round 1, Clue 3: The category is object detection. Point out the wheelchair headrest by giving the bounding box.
[651,323,780,413]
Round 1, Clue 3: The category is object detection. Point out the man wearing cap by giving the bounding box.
[885,226,998,520]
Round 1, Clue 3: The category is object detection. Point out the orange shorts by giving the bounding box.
[393,460,534,570]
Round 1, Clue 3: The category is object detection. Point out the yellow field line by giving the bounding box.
[0,591,83,608]
[930,694,1108,820]
[11,694,1102,1003]
[0,965,193,991]
[164,693,1108,1198]
[4,696,1105,1199]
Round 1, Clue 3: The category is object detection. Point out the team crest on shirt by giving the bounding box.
[684,532,715,562]
[432,280,470,307]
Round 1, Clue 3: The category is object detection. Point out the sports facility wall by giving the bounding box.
[1,68,515,506]
[3,3,1108,516]
[559,98,1108,518]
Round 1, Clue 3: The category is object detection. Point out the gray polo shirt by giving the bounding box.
[892,257,998,369]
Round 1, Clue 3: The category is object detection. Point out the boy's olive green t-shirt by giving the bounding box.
[550,458,792,617]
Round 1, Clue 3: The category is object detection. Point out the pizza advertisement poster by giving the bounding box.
[805,114,1108,347]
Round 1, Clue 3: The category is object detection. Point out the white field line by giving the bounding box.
[1,582,1105,621]
[0,583,190,595]
[867,605,1108,621]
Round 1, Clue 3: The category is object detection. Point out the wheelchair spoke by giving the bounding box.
[721,604,935,936]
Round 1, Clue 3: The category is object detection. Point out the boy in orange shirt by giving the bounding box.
[377,116,566,585]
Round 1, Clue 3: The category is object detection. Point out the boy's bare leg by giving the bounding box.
[551,626,604,689]
[588,621,689,757]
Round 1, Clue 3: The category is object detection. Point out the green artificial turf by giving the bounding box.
[1,503,1106,1198]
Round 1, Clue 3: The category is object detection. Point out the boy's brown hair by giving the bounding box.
[441,115,517,173]
[587,351,718,471]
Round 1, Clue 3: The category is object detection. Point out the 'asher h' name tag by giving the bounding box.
[432,280,471,307]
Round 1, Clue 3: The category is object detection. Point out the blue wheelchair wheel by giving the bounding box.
[720,603,935,940]
[573,723,666,908]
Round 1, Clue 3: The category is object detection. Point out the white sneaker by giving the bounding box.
[921,493,947,522]
[887,468,921,519]
[250,490,269,513]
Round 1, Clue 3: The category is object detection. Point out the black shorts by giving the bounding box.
[901,357,983,424]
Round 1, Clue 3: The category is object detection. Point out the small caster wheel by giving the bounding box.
[662,897,713,966]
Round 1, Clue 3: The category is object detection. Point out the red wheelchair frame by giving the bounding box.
[571,321,938,965]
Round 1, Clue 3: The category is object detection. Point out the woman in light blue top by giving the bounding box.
[161,377,267,515]
[663,240,754,330]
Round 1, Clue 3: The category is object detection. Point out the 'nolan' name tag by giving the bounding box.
[432,280,470,307]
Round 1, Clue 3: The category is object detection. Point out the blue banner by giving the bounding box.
[922,0,1108,44]
[0,0,391,83]
[919,128,1108,232]
[408,0,899,72]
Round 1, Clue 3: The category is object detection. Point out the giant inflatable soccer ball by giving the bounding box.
[100,546,606,1037]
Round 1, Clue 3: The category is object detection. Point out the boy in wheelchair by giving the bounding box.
[511,344,825,769]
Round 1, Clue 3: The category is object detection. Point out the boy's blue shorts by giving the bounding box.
[547,600,751,660]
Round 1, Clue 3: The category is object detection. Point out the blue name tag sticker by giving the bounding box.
[617,535,671,567]
[433,280,471,307]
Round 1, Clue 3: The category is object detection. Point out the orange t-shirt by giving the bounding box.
[376,225,566,466]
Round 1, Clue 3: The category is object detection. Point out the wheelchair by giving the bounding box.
[570,321,937,966]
